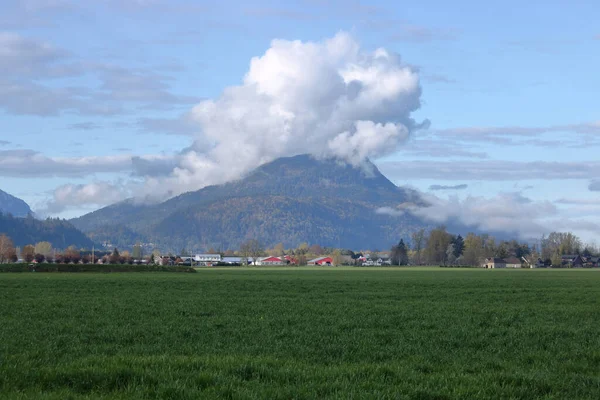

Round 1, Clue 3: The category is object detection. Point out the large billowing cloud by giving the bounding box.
[140,32,426,197]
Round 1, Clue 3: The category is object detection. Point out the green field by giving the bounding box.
[1,268,599,399]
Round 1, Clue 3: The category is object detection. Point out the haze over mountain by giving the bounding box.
[0,189,32,217]
[71,155,431,251]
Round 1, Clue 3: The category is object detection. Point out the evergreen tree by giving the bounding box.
[452,234,465,259]
[391,239,409,266]
[110,248,120,264]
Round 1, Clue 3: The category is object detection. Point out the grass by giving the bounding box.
[0,268,599,399]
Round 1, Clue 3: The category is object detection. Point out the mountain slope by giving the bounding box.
[0,213,94,248]
[0,189,32,217]
[71,155,429,250]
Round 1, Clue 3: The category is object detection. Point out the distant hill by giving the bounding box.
[0,213,94,249]
[71,155,431,251]
[0,189,32,217]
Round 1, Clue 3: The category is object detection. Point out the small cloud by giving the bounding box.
[429,184,468,191]
[422,73,456,84]
[555,198,600,206]
[589,180,600,191]
[243,7,317,20]
[390,25,458,43]
[114,147,133,152]
[0,140,10,146]
[68,122,102,130]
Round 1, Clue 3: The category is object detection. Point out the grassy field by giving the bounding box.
[1,268,599,399]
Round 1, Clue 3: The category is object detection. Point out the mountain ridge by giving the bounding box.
[71,155,430,250]
[0,189,33,217]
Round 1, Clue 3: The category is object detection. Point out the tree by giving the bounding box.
[273,243,285,256]
[462,233,484,267]
[132,242,142,260]
[240,239,264,265]
[110,248,120,264]
[424,226,452,265]
[551,253,563,268]
[446,244,456,265]
[451,235,464,259]
[64,246,81,264]
[22,245,35,263]
[309,244,323,256]
[0,234,16,263]
[34,241,53,258]
[34,253,45,263]
[411,229,425,265]
[391,239,409,265]
[332,249,343,266]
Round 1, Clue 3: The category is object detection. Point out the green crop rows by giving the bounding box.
[1,268,599,399]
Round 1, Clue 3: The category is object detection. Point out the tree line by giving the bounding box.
[389,227,598,267]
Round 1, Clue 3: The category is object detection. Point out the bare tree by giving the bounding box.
[240,239,264,265]
[0,234,16,263]
[22,245,35,263]
[411,229,425,265]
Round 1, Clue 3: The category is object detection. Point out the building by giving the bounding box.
[483,258,506,268]
[193,254,222,266]
[308,256,334,266]
[503,257,522,268]
[560,255,584,268]
[256,256,285,265]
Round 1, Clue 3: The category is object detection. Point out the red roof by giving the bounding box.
[262,256,283,262]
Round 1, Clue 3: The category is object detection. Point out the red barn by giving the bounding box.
[308,256,334,266]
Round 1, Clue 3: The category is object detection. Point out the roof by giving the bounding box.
[260,256,284,262]
[308,256,332,263]
[486,258,505,263]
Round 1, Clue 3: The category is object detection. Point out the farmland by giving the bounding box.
[1,268,599,399]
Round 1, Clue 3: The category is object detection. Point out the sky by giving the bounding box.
[1,0,599,242]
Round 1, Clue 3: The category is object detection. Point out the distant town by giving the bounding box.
[1,227,598,269]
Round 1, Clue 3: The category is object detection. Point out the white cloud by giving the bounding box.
[379,159,600,181]
[140,32,425,197]
[0,149,173,178]
[41,181,130,214]
[378,191,600,240]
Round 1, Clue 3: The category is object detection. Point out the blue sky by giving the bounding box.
[1,0,599,241]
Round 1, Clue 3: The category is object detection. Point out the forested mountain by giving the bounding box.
[0,213,94,249]
[71,155,431,251]
[0,189,32,217]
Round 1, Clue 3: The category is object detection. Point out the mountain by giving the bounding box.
[0,213,94,248]
[71,155,431,250]
[0,189,32,217]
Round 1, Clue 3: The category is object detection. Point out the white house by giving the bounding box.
[193,254,222,266]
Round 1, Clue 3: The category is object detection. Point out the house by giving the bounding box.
[256,256,285,265]
[222,257,252,265]
[504,256,522,268]
[308,256,334,266]
[560,255,584,268]
[483,258,506,268]
[193,254,222,266]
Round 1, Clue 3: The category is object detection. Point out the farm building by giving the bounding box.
[483,257,523,268]
[308,256,334,266]
[503,257,522,268]
[483,258,506,268]
[561,255,584,268]
[256,256,285,265]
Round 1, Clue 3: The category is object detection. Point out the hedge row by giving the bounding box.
[0,264,196,273]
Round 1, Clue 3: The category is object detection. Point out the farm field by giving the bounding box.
[1,268,599,399]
